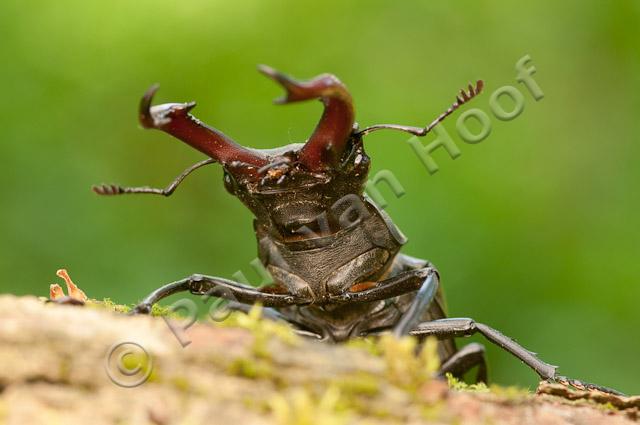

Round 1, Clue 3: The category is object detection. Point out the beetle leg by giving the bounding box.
[410,318,625,396]
[392,268,439,336]
[411,318,557,380]
[327,267,437,305]
[551,376,625,396]
[356,80,484,138]
[438,342,487,384]
[131,274,312,315]
[92,158,215,196]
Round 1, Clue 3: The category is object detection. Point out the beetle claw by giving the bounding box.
[257,64,315,104]
[135,84,267,171]
[139,84,160,128]
[139,84,197,129]
[257,65,290,104]
[258,65,355,171]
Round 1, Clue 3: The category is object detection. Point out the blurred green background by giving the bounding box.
[1,0,638,393]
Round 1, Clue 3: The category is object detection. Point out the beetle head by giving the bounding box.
[223,137,370,237]
[140,66,365,236]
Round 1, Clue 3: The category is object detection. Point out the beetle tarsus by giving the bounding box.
[139,83,161,128]
[130,303,152,315]
[553,375,626,397]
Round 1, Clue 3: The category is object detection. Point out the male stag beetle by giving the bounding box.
[94,65,621,394]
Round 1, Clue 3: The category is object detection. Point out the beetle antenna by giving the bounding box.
[356,80,484,138]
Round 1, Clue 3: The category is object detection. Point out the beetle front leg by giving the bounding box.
[410,318,625,396]
[93,158,215,196]
[392,268,439,336]
[132,274,312,315]
[328,267,439,305]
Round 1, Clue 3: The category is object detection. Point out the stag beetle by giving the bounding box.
[94,66,621,394]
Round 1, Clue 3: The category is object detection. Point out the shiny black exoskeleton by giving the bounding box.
[93,66,622,394]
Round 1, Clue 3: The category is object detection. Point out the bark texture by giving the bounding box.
[0,295,637,425]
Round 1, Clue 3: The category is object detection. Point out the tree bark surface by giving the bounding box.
[0,295,637,425]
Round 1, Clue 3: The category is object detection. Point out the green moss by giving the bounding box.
[215,306,307,383]
[149,303,176,317]
[345,337,382,356]
[446,373,534,404]
[330,372,381,398]
[420,402,446,422]
[121,352,157,383]
[228,357,274,380]
[446,373,490,393]
[269,386,350,425]
[555,396,622,413]
[170,376,191,393]
[595,401,618,412]
[85,298,132,314]
[84,298,182,318]
[488,384,532,401]
[217,305,299,360]
[377,334,440,393]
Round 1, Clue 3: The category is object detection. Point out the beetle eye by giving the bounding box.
[223,170,238,194]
